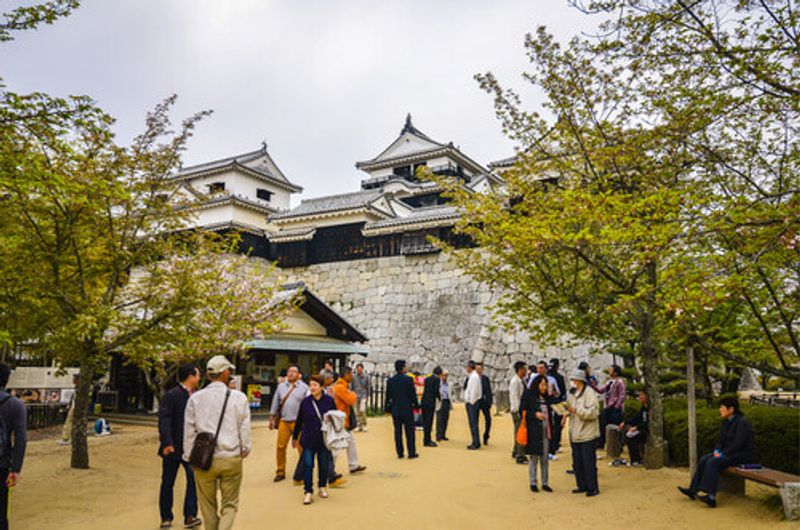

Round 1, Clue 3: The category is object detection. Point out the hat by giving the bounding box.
[569,368,586,382]
[207,355,235,375]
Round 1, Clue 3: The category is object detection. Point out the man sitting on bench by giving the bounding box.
[678,396,756,508]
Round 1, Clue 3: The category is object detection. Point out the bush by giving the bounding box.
[663,400,800,475]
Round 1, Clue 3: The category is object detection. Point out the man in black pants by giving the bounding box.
[679,396,756,508]
[158,363,202,528]
[436,370,452,441]
[548,359,567,457]
[476,362,493,445]
[421,366,442,447]
[0,363,27,530]
[385,360,419,459]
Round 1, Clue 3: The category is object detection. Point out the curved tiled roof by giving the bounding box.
[270,190,388,220]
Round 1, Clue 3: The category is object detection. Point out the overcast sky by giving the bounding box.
[2,0,598,202]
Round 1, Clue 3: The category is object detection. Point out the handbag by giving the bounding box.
[515,410,528,446]
[189,389,230,471]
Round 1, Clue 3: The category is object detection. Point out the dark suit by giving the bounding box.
[157,385,197,523]
[385,373,419,457]
[421,375,440,444]
[478,374,493,442]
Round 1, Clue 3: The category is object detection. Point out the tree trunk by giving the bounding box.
[70,357,93,469]
[641,260,665,469]
[686,341,697,473]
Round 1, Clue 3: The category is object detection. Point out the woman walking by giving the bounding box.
[565,368,600,497]
[521,375,555,492]
[292,375,336,505]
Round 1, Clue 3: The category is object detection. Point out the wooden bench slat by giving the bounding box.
[725,466,800,487]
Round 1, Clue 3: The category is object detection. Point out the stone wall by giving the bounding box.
[280,252,611,402]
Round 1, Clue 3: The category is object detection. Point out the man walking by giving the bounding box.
[421,366,442,447]
[269,364,307,483]
[464,360,482,450]
[509,361,527,464]
[332,367,367,474]
[548,359,567,459]
[385,360,419,459]
[0,363,26,530]
[435,370,452,442]
[476,362,493,445]
[351,363,371,432]
[158,363,202,528]
[184,356,251,530]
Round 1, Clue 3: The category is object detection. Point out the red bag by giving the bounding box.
[515,411,528,446]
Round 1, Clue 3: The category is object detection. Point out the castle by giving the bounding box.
[171,115,606,401]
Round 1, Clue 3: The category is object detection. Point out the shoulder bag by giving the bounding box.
[189,388,231,471]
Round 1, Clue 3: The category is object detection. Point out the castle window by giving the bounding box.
[207,182,225,194]
[392,165,411,178]
[257,188,273,202]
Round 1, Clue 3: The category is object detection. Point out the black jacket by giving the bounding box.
[0,390,26,472]
[385,373,419,417]
[480,374,493,407]
[520,387,554,456]
[158,385,191,457]
[421,375,440,409]
[716,412,756,464]
[548,369,567,403]
[625,405,649,442]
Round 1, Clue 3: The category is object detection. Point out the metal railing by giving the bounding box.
[749,392,800,409]
[26,404,68,430]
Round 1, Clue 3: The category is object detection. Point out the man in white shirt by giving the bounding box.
[184,356,251,530]
[463,360,483,450]
[509,361,528,464]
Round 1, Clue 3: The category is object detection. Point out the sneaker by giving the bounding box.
[611,459,627,467]
[160,521,173,529]
[319,488,329,499]
[350,466,367,474]
[303,493,313,505]
[548,454,558,461]
[184,516,202,528]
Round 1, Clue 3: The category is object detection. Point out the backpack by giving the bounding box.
[0,394,14,468]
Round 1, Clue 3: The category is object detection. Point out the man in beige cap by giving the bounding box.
[184,355,251,530]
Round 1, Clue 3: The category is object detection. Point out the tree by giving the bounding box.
[0,1,80,42]
[0,95,295,468]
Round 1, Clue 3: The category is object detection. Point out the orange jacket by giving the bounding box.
[332,377,357,429]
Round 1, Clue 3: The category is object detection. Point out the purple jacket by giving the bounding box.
[292,394,336,451]
[595,378,626,410]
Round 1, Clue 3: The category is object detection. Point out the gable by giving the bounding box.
[372,131,443,163]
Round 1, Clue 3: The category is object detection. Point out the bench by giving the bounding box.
[721,466,800,520]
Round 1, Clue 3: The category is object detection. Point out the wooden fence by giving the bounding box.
[365,373,389,415]
[26,404,68,430]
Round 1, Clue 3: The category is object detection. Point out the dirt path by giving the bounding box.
[14,407,787,529]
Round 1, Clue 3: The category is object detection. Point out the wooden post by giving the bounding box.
[686,341,697,473]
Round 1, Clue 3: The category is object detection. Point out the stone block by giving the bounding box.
[780,482,800,521]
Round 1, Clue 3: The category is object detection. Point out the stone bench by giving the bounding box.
[720,466,800,520]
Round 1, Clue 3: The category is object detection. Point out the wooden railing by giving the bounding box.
[749,393,800,408]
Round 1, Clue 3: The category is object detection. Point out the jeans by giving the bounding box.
[466,402,481,447]
[436,400,451,440]
[529,437,550,486]
[302,447,330,494]
[599,407,623,448]
[159,455,198,522]
[571,440,599,492]
[478,400,492,441]
[690,453,733,497]
[392,412,416,456]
